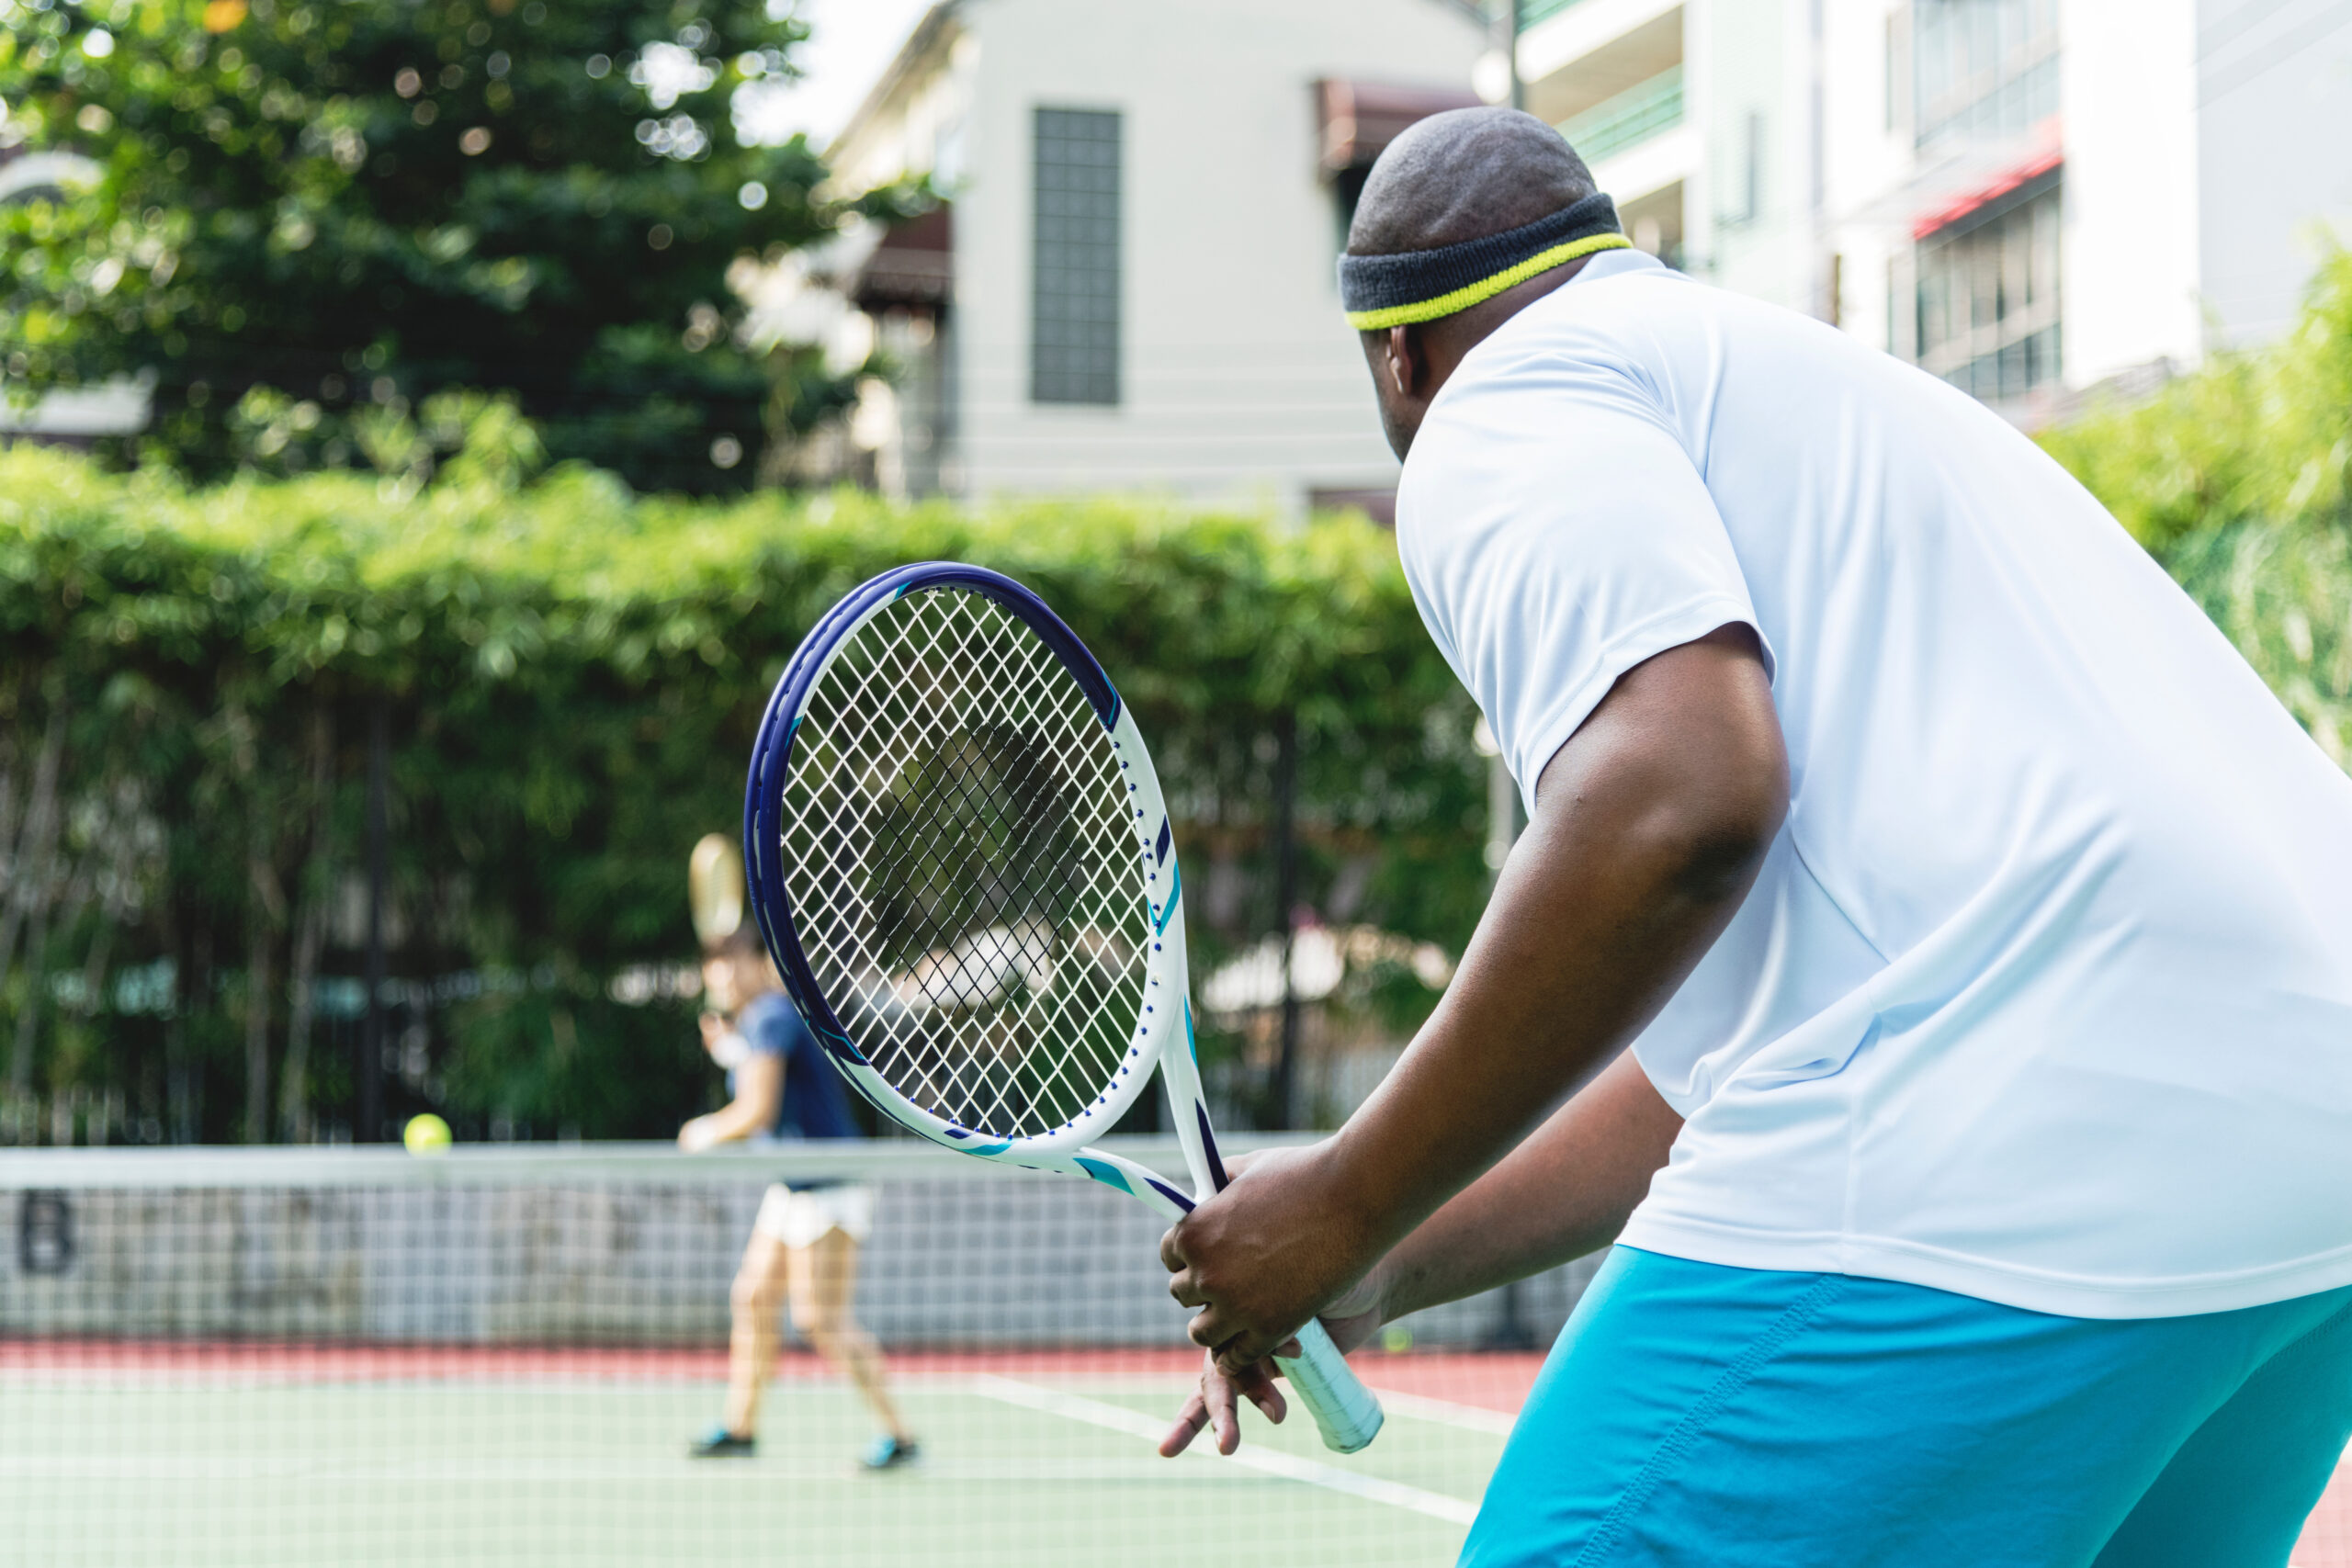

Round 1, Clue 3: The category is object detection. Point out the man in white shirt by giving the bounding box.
[1158,107,2352,1566]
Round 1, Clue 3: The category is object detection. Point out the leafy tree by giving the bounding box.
[0,0,904,492]
[2040,249,2352,553]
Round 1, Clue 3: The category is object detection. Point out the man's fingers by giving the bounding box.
[1159,1225,1185,1274]
[1237,1359,1288,1426]
[1161,1353,1295,1460]
[1188,1305,1250,1354]
[1206,1361,1242,1455]
[1158,1390,1211,1459]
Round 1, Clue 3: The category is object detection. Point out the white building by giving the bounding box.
[821,0,1491,513]
[1518,0,2352,421]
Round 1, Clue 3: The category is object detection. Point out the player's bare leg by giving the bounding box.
[717,1229,792,1438]
[789,1227,915,1461]
[688,1228,792,1456]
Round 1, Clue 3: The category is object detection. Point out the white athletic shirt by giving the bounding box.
[1398,247,2352,1318]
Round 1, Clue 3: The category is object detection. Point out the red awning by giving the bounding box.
[850,204,953,311]
[1912,121,2063,239]
[1316,80,1483,174]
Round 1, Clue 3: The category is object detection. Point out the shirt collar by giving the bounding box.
[1565,246,1670,286]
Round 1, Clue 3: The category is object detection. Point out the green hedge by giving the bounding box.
[8,250,2349,1146]
[0,450,1482,1143]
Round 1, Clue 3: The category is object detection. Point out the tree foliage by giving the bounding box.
[0,0,901,491]
[2041,249,2352,763]
[0,446,1484,1143]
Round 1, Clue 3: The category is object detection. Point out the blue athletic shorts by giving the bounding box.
[1462,1246,2352,1568]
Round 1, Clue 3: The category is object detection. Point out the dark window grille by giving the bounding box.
[1915,171,2062,401]
[1031,107,1122,407]
[1912,0,2059,153]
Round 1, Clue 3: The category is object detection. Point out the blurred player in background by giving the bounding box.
[681,923,918,1470]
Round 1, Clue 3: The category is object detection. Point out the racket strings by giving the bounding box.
[775,589,1151,1139]
[826,616,1139,1133]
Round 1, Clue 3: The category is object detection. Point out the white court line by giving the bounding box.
[966,1374,1479,1527]
[0,1454,1250,1485]
[1362,1388,1518,1438]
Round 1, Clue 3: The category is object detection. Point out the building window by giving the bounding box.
[1912,0,2058,152]
[1031,107,1121,407]
[1915,170,2060,400]
[1720,110,1764,230]
[1884,8,1911,136]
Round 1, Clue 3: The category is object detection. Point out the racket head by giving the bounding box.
[744,563,1190,1160]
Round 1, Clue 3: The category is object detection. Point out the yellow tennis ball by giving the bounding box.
[403,1113,452,1156]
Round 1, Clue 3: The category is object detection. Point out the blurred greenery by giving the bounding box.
[0,443,1483,1143]
[5,244,2347,1145]
[2041,248,2352,765]
[0,0,916,492]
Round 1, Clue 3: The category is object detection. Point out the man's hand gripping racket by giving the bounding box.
[741,563,1385,1455]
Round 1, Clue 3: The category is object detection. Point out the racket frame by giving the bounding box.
[744,562,1188,1169]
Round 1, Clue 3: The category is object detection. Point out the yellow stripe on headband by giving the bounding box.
[1343,232,1634,331]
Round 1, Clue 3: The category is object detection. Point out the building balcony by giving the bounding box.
[1518,0,1588,27]
[1557,63,1683,165]
[1518,0,1681,96]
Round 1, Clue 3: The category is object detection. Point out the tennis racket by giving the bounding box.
[741,561,1385,1455]
[687,832,746,946]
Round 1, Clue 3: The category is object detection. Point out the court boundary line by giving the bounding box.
[966,1374,1479,1526]
[1361,1387,1517,1437]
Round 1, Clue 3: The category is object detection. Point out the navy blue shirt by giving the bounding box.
[730,992,859,1142]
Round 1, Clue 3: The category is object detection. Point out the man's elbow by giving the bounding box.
[1667,791,1783,907]
[1535,622,1790,910]
[1644,629,1789,908]
[1601,741,1786,916]
[1657,727,1789,908]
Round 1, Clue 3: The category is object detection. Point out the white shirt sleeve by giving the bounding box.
[1398,348,1770,817]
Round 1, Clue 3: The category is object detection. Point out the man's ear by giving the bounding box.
[1385,325,1418,400]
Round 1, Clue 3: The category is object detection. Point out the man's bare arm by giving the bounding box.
[1164,625,1784,1370]
[1159,1052,1679,1457]
[1367,1048,1681,1325]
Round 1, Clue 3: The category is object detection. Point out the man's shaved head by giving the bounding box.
[1347,107,1597,258]
[1342,108,1612,460]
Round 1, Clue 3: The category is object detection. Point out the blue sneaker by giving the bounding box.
[688,1426,756,1458]
[859,1435,920,1471]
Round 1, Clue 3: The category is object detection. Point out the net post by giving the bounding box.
[358,698,389,1145]
[1272,707,1301,1132]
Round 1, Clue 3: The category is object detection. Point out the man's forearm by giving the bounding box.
[1372,1049,1682,1324]
[1162,628,1783,1371]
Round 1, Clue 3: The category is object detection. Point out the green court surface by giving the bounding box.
[1,1373,1509,1566]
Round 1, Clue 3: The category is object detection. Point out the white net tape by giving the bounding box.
[775,588,1151,1139]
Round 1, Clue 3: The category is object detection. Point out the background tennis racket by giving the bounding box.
[687,832,746,945]
[742,561,1385,1454]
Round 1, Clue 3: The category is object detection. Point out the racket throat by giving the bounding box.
[1193,1101,1229,1192]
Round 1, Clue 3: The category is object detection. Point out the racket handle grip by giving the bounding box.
[1275,1318,1385,1454]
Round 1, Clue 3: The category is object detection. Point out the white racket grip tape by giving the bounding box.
[1275,1318,1385,1454]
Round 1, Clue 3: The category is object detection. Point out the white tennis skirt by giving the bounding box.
[752,1182,876,1249]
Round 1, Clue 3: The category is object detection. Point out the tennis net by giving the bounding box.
[1,1138,1592,1568]
[10,1142,2352,1566]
